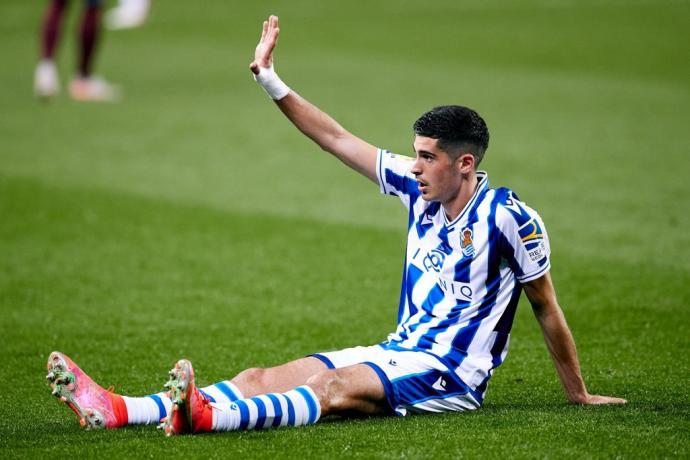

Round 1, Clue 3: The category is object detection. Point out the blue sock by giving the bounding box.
[212,385,321,431]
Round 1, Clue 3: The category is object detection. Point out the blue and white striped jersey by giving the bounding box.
[376,149,551,399]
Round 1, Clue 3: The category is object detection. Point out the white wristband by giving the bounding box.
[253,65,290,100]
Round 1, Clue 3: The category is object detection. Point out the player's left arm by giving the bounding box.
[523,272,627,405]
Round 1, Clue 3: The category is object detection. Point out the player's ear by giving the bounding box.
[457,153,475,173]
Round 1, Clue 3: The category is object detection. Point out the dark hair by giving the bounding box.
[413,105,490,166]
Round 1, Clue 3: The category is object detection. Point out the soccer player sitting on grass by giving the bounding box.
[46,15,626,433]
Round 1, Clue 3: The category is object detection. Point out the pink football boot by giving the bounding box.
[159,359,213,435]
[46,351,128,429]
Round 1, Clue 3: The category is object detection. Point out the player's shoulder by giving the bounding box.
[381,149,415,164]
[492,187,543,228]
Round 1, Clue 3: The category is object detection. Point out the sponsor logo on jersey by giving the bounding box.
[423,248,446,272]
[519,219,543,242]
[437,278,473,302]
[519,218,547,262]
[527,241,547,262]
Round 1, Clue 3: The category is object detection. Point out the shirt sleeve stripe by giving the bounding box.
[517,262,551,283]
[376,148,387,195]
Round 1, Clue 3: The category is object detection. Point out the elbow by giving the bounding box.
[317,127,349,154]
[317,140,335,153]
[531,297,562,319]
[530,300,548,320]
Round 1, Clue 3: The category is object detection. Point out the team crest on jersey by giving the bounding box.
[461,227,475,258]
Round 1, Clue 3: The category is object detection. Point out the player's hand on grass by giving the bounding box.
[574,393,627,405]
[250,15,280,75]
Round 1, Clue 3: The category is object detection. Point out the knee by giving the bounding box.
[234,367,267,386]
[305,370,346,413]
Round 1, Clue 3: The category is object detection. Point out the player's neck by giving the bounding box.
[442,173,478,222]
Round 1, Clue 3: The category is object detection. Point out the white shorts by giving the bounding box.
[311,344,481,416]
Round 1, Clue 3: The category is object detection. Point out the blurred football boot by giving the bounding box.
[34,59,60,100]
[159,359,213,435]
[46,351,128,429]
[69,77,121,102]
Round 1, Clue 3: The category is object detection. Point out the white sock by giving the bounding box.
[199,380,244,405]
[123,392,171,425]
[212,385,321,431]
[122,381,244,425]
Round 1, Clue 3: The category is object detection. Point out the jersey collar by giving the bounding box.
[442,171,489,228]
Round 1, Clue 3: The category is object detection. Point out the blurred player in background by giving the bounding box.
[106,0,150,30]
[34,0,120,102]
[46,15,626,434]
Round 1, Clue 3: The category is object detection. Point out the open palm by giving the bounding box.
[250,15,280,75]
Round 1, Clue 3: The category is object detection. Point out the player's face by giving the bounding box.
[411,136,464,204]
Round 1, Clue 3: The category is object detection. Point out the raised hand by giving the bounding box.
[250,15,280,75]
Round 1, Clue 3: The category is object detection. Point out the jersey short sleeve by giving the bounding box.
[497,191,551,283]
[376,149,420,209]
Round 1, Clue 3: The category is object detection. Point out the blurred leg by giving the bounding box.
[78,0,103,77]
[35,0,68,98]
[70,0,120,102]
[40,0,69,59]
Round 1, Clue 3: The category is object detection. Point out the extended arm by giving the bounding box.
[523,272,626,405]
[249,16,378,183]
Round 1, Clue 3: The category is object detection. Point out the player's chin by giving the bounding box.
[420,190,436,201]
[418,185,433,200]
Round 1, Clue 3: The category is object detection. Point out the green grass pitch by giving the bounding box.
[1,0,689,458]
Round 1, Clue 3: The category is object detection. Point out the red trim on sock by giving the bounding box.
[110,394,128,428]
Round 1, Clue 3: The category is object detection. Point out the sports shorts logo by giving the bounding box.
[461,228,475,258]
[432,376,447,392]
